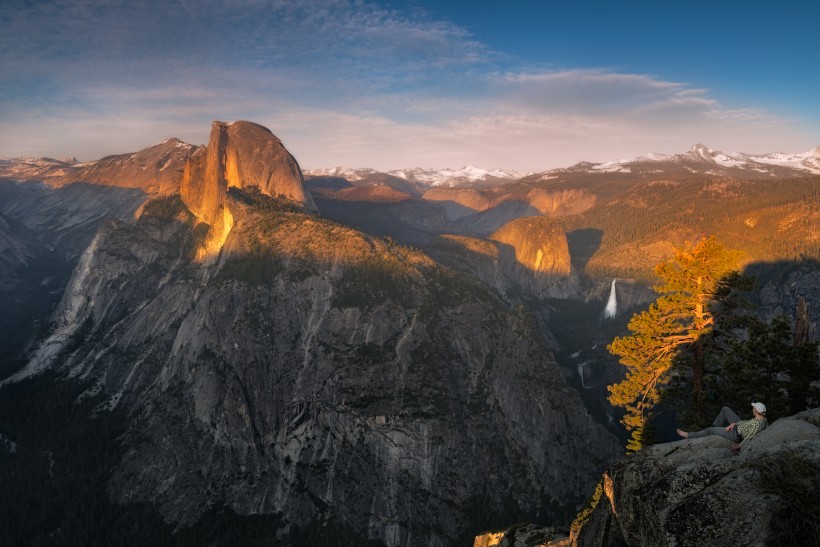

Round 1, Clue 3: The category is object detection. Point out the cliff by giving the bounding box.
[446,215,577,300]
[490,217,571,277]
[422,187,497,220]
[421,187,596,223]
[180,120,314,217]
[428,231,579,301]
[178,120,315,259]
[0,139,198,194]
[560,408,820,547]
[17,188,621,546]
[65,138,196,194]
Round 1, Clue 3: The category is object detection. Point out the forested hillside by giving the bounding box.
[556,175,819,279]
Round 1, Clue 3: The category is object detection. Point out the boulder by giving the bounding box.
[568,408,820,546]
[474,523,563,547]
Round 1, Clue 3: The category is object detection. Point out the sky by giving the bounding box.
[1,0,818,171]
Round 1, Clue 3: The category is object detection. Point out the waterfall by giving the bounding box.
[604,279,617,318]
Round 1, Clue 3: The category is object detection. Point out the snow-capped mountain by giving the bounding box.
[388,165,526,187]
[300,166,379,181]
[304,165,526,187]
[0,156,81,184]
[552,144,820,177]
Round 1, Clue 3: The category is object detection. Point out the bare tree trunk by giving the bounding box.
[794,296,809,346]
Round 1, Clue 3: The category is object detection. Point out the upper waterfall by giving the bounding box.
[604,279,617,318]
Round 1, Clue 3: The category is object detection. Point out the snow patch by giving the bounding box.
[305,165,525,187]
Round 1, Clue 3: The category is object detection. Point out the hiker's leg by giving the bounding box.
[688,426,739,442]
[712,406,741,427]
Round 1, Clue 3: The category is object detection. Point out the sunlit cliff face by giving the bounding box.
[490,216,571,276]
[179,120,314,260]
[196,206,234,261]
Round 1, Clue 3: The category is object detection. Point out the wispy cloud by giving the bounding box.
[1,0,816,168]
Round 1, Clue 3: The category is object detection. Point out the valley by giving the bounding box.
[1,124,817,546]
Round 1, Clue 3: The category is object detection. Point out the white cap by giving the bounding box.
[752,402,766,414]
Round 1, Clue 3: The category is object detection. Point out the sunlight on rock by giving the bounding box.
[490,216,571,276]
[196,205,233,261]
[473,531,504,547]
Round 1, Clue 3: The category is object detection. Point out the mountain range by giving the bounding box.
[303,165,528,188]
[553,143,820,177]
[301,144,820,187]
[1,121,624,546]
[0,123,818,546]
[5,142,818,193]
[0,138,196,194]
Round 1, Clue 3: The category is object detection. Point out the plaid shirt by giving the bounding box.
[737,417,768,445]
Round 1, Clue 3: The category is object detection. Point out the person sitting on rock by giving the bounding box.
[676,402,768,453]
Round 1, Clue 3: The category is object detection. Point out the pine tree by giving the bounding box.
[607,236,744,446]
[719,313,820,417]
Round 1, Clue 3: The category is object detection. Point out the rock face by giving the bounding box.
[524,189,596,217]
[22,188,622,546]
[490,217,571,277]
[566,408,820,547]
[0,139,197,194]
[179,120,315,259]
[420,188,595,223]
[422,187,497,220]
[474,523,562,547]
[0,179,149,376]
[429,231,579,301]
[181,120,314,219]
[751,260,820,343]
[67,138,196,194]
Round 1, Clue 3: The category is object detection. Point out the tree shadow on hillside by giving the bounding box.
[452,200,542,236]
[420,199,480,221]
[566,228,602,271]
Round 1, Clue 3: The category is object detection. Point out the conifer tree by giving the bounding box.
[607,236,743,445]
[719,314,820,417]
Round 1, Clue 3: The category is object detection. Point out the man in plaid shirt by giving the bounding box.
[677,402,769,453]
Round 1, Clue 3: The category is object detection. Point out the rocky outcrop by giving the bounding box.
[429,232,580,301]
[422,187,497,220]
[0,139,198,194]
[474,523,562,547]
[179,120,315,260]
[23,190,622,546]
[525,189,596,217]
[65,138,196,194]
[490,217,571,277]
[0,178,150,378]
[750,260,820,343]
[181,120,314,217]
[564,408,820,547]
[421,187,595,223]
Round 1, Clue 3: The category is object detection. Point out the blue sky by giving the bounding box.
[1,0,818,170]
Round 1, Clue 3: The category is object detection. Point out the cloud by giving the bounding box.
[1,1,816,168]
[492,69,710,118]
[1,0,489,91]
[253,88,813,172]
